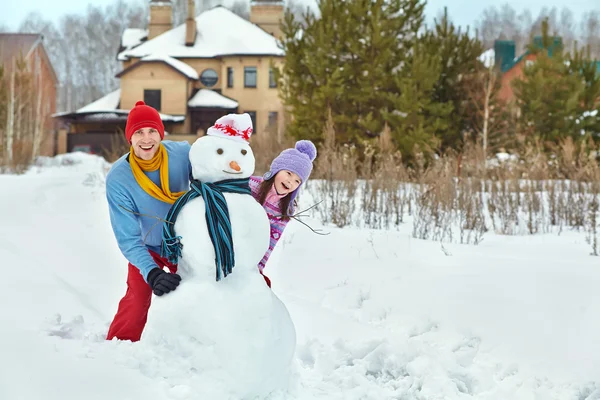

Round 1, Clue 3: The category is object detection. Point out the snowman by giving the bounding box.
[142,114,297,399]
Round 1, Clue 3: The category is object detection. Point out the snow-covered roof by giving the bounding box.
[117,6,284,61]
[188,89,238,109]
[77,89,121,113]
[115,54,199,80]
[251,0,284,5]
[121,28,147,50]
[141,54,199,79]
[53,89,185,122]
[479,48,495,68]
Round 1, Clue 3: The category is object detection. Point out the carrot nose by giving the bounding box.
[229,161,241,172]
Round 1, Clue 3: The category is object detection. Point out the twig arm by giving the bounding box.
[271,200,330,236]
[118,204,172,224]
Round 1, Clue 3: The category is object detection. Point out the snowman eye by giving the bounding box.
[241,149,247,156]
[216,148,224,155]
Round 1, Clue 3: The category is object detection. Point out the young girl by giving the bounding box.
[249,140,317,287]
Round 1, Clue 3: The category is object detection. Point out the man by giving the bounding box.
[105,100,191,342]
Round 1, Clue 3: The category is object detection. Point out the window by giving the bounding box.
[227,67,234,88]
[268,111,279,135]
[200,69,218,87]
[144,89,161,111]
[244,67,257,88]
[246,111,257,134]
[268,111,278,128]
[269,68,277,88]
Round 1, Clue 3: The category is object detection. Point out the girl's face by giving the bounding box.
[274,170,301,196]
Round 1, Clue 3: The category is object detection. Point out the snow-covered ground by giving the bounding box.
[1,153,600,399]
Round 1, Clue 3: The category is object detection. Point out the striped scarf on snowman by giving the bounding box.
[161,178,251,281]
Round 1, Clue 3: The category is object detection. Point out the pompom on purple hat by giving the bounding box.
[263,140,317,207]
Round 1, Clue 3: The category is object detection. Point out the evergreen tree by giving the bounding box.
[513,19,585,145]
[420,8,484,151]
[566,43,600,140]
[278,0,426,146]
[382,46,452,162]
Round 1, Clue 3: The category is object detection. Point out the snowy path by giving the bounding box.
[1,153,599,399]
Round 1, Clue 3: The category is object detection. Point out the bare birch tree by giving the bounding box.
[5,59,15,165]
[581,10,600,58]
[0,64,6,158]
[31,52,44,161]
[229,1,250,20]
[19,1,146,113]
[464,59,510,159]
[476,4,598,56]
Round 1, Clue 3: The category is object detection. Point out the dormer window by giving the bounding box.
[144,89,161,111]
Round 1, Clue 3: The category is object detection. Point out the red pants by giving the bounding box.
[260,269,272,288]
[106,251,177,342]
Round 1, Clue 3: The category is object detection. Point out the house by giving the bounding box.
[483,37,600,103]
[54,0,285,158]
[0,33,59,156]
[488,37,562,102]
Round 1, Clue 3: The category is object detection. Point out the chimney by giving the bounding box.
[185,0,197,46]
[148,0,173,40]
[493,40,516,72]
[250,0,284,40]
[533,35,563,57]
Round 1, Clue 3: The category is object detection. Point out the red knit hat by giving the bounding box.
[125,100,165,143]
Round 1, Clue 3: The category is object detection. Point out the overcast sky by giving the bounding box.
[0,0,597,33]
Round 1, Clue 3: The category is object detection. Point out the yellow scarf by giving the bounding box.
[129,143,186,204]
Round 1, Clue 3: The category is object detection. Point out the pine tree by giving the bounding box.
[278,3,344,143]
[513,19,585,145]
[420,8,484,151]
[382,46,452,162]
[278,0,426,146]
[566,42,600,140]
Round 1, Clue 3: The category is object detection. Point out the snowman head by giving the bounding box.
[189,113,255,183]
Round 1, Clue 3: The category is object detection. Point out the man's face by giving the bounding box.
[130,127,162,160]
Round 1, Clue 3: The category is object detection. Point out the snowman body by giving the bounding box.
[142,127,296,398]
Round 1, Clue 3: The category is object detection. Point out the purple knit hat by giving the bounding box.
[263,140,317,210]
